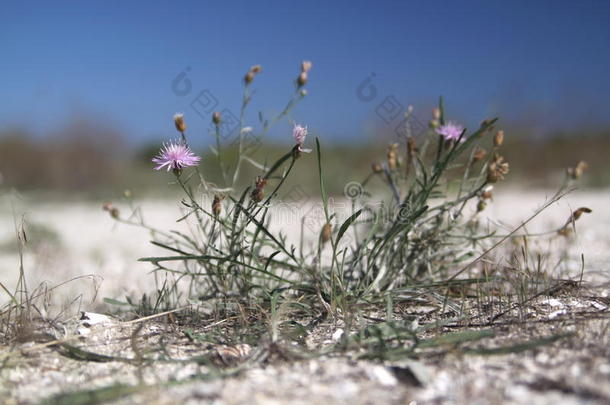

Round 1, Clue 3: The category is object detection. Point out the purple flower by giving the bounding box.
[152,140,201,171]
[293,123,311,153]
[436,122,465,142]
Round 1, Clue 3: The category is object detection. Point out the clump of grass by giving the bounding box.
[105,61,590,359]
[0,194,99,344]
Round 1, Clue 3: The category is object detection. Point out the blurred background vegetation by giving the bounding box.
[1,118,607,199]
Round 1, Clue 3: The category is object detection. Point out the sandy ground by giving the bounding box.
[1,189,607,306]
[1,189,609,404]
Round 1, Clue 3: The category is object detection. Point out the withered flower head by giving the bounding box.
[371,162,383,173]
[487,153,509,183]
[320,222,332,244]
[567,161,588,180]
[173,113,186,133]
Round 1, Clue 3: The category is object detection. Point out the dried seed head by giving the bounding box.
[173,113,186,133]
[250,64,262,74]
[472,147,487,163]
[567,161,588,180]
[494,130,504,147]
[320,222,332,244]
[558,207,592,236]
[212,194,225,217]
[102,202,120,219]
[486,153,509,183]
[297,71,308,87]
[572,207,592,221]
[212,111,222,125]
[371,162,383,173]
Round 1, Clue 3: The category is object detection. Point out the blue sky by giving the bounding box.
[1,0,610,145]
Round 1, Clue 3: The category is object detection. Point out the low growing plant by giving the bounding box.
[107,61,589,344]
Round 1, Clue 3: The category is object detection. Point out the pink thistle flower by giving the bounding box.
[436,121,465,142]
[152,140,201,172]
[292,123,311,153]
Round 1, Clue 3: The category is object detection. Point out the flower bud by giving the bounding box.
[387,143,399,170]
[102,202,120,219]
[407,137,417,157]
[301,61,312,73]
[212,195,225,217]
[244,71,255,84]
[174,113,186,133]
[494,130,504,147]
[320,222,332,244]
[477,200,487,212]
[297,72,308,87]
[212,111,222,125]
[250,176,267,203]
[251,188,264,203]
[432,107,441,120]
[481,190,493,200]
[244,65,262,84]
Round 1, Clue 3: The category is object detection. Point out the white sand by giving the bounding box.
[1,189,607,308]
